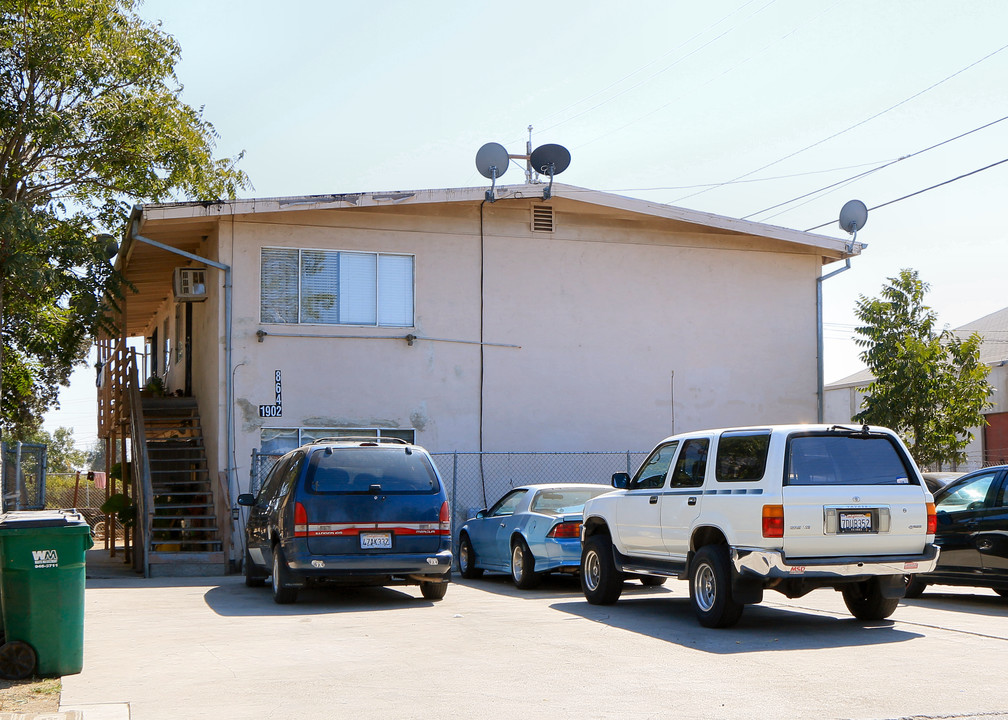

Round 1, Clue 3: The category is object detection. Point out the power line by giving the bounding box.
[744,114,1008,221]
[805,156,1008,232]
[575,1,840,152]
[527,0,767,136]
[608,159,895,193]
[671,41,1008,206]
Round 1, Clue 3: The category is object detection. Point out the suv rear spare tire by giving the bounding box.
[842,578,899,620]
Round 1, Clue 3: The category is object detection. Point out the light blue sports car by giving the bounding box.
[457,484,612,589]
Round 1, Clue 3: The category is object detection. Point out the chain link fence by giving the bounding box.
[249,448,648,543]
[1,441,47,511]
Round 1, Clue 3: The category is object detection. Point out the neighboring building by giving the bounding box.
[95,181,860,574]
[825,305,1008,469]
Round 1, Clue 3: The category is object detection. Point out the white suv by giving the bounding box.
[580,424,939,627]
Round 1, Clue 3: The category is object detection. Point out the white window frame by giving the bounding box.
[259,247,415,327]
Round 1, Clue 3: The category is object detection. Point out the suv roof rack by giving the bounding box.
[308,436,410,446]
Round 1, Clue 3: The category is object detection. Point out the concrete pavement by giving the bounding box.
[53,547,1008,720]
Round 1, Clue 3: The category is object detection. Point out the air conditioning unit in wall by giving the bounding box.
[173,267,208,302]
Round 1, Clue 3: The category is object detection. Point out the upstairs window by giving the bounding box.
[260,247,414,326]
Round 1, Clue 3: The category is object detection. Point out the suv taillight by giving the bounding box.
[294,502,308,537]
[546,521,581,539]
[926,502,937,535]
[438,501,451,536]
[762,504,784,538]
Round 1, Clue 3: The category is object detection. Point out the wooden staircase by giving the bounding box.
[142,397,229,577]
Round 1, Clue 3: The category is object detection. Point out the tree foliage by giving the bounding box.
[0,0,249,437]
[21,425,87,472]
[854,269,992,469]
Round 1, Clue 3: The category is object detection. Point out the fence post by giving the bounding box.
[451,452,458,545]
[626,450,631,475]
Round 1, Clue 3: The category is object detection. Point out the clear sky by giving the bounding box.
[43,0,1008,450]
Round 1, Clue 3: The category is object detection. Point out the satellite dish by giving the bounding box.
[529,143,571,200]
[838,199,868,235]
[529,144,571,176]
[475,142,510,202]
[475,143,509,180]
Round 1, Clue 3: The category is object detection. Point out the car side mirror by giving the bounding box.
[612,472,630,489]
[237,493,256,507]
[475,510,486,519]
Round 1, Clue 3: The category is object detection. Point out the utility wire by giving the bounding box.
[743,114,1008,220]
[804,156,1008,232]
[671,41,1008,206]
[530,0,777,139]
[527,0,764,134]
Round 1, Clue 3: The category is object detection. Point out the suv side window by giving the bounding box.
[716,431,771,482]
[670,438,709,488]
[631,442,679,490]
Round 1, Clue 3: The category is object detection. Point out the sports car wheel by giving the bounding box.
[458,534,483,579]
[511,538,541,589]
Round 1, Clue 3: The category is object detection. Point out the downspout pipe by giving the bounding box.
[128,218,236,553]
[816,251,854,423]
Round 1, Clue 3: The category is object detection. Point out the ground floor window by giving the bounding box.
[260,427,416,454]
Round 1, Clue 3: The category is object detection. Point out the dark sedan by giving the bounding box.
[905,465,1008,599]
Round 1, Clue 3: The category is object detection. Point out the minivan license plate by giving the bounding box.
[838,511,873,533]
[360,532,392,549]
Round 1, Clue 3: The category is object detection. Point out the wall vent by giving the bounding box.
[531,204,555,233]
[173,267,208,302]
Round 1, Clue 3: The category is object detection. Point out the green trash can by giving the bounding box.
[0,509,93,678]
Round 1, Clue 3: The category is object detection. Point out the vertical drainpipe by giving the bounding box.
[129,217,237,555]
[817,257,851,423]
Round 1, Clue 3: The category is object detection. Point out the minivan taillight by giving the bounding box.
[762,504,784,538]
[438,501,451,536]
[294,502,308,537]
[926,502,937,535]
[546,521,581,539]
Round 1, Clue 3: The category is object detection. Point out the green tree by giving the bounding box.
[853,269,992,469]
[0,0,249,438]
[21,425,87,472]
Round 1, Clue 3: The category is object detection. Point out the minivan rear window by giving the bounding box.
[785,433,916,486]
[306,448,440,494]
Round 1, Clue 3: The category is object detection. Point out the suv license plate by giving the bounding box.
[360,532,392,549]
[838,511,873,533]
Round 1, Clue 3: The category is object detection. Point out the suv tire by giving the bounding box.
[640,576,667,587]
[690,545,744,628]
[581,534,623,605]
[842,578,899,620]
[458,534,483,579]
[420,581,448,600]
[271,545,299,604]
[903,575,927,599]
[244,547,267,588]
[511,538,541,589]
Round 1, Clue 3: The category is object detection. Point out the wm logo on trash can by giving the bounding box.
[32,549,58,568]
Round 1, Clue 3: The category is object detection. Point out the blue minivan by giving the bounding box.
[238,437,452,603]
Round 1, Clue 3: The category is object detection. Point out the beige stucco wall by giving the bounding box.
[156,198,823,497]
